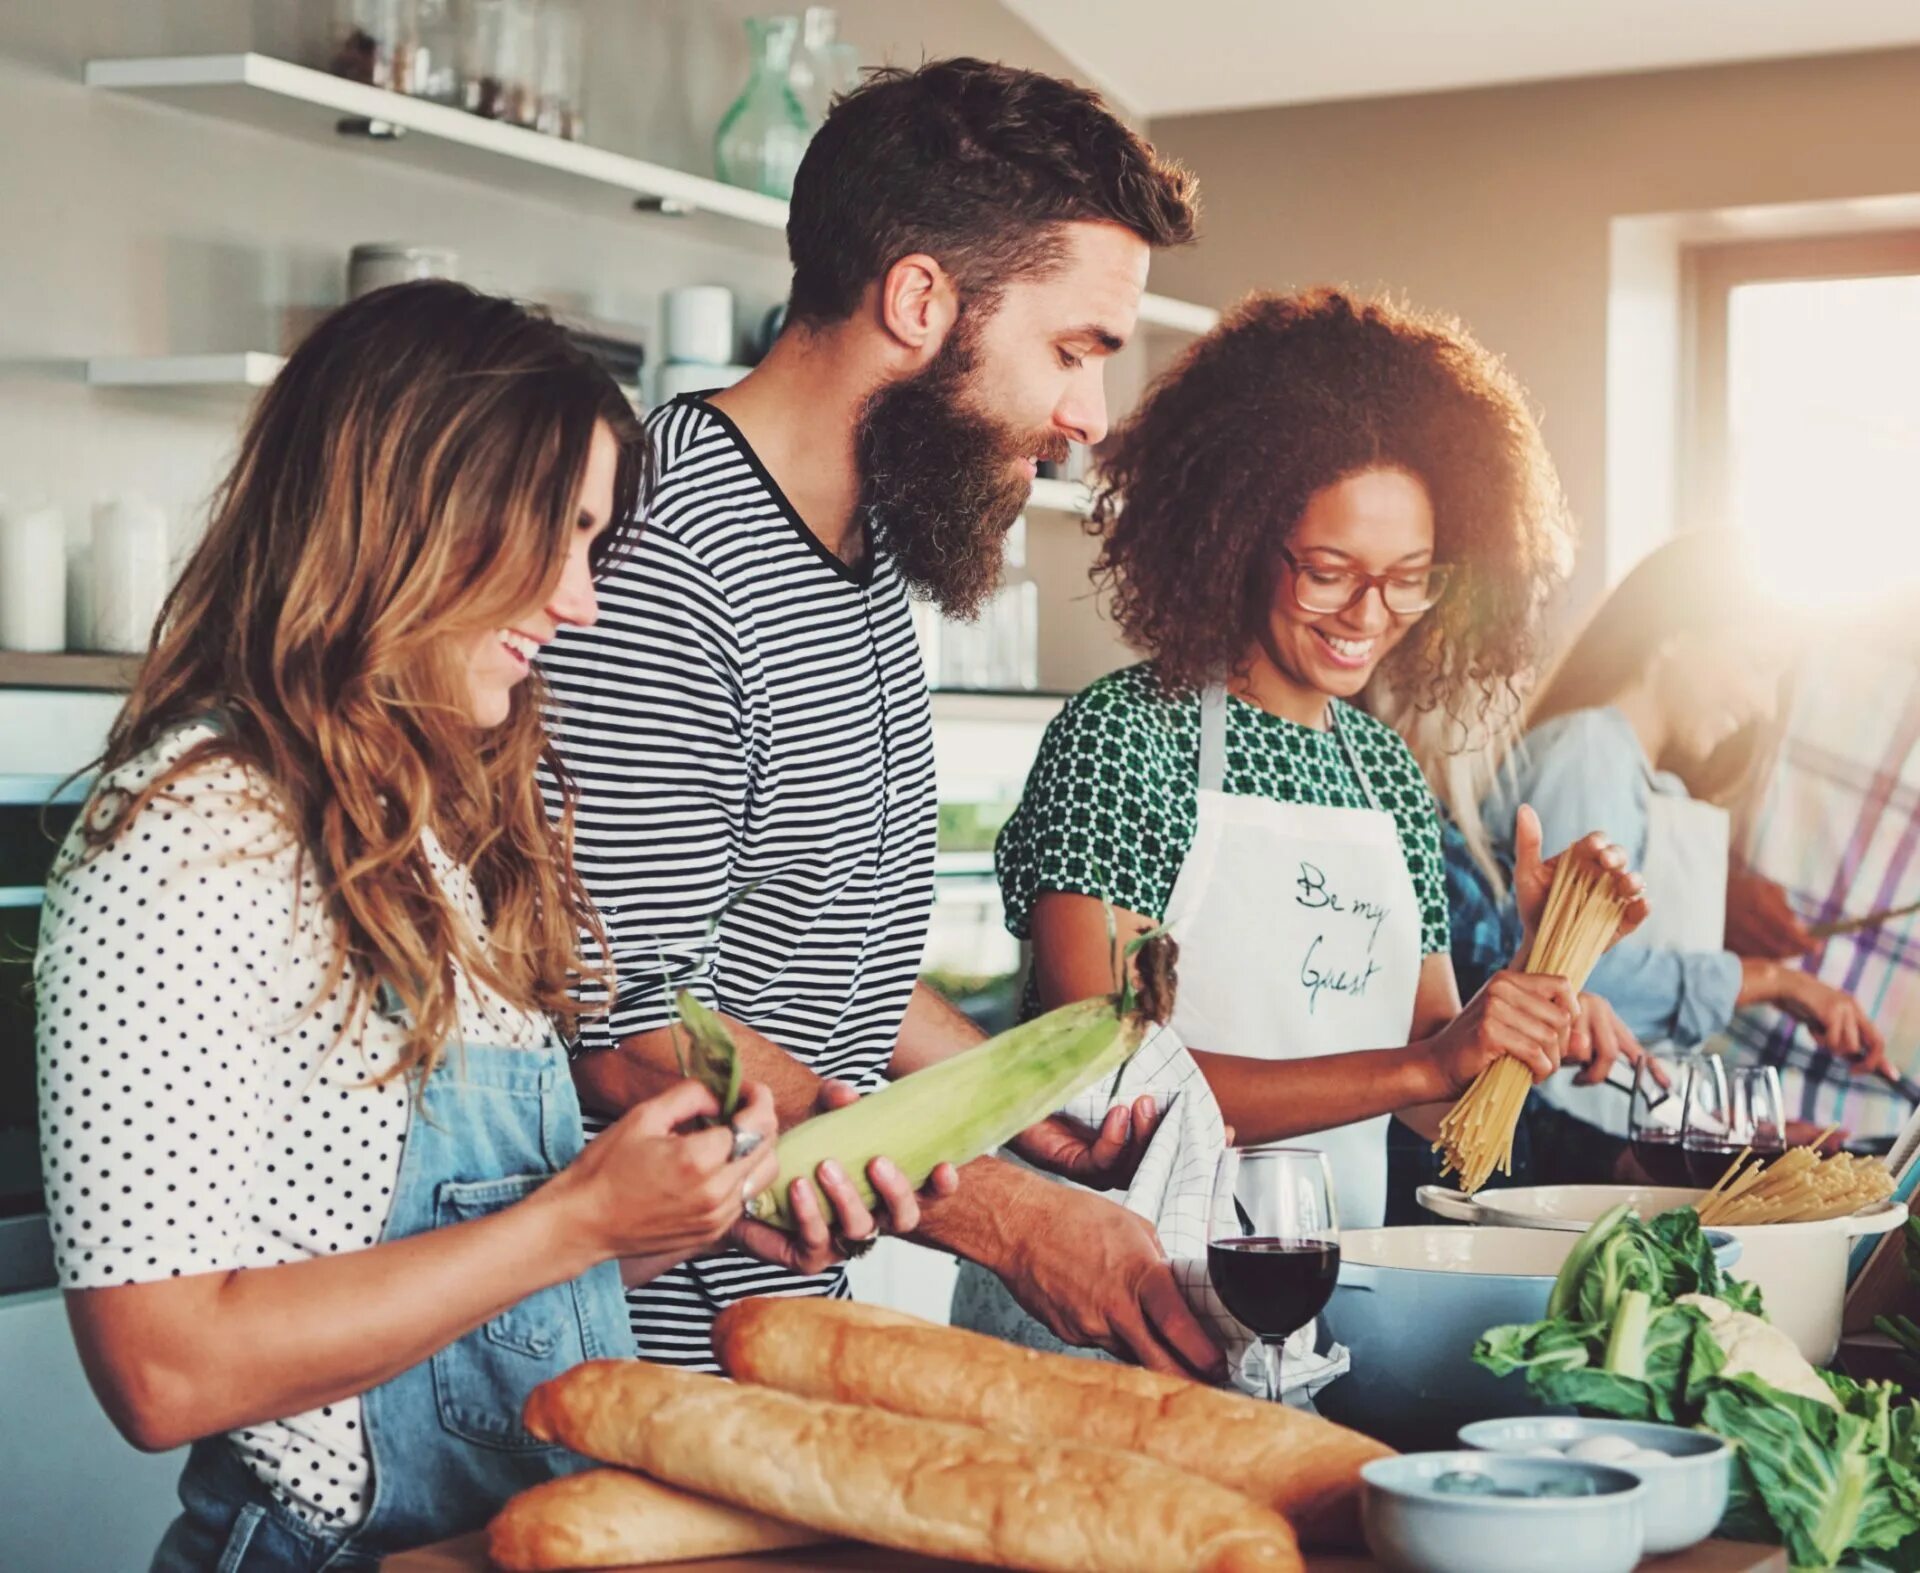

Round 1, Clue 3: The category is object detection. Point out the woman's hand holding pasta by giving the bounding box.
[1436,810,1650,1192]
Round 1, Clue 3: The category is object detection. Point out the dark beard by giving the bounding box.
[854,327,1067,620]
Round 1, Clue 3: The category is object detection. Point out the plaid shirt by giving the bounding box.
[1701,640,1920,1138]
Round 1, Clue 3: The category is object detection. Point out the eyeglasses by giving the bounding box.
[1278,548,1454,617]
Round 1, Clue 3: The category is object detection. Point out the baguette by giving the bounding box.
[487,1467,829,1571]
[523,1360,1301,1573]
[713,1296,1390,1547]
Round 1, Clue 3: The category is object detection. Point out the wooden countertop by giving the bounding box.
[385,1531,1786,1571]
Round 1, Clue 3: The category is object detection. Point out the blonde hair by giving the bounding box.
[83,281,649,1082]
[1366,672,1526,898]
[1527,530,1790,816]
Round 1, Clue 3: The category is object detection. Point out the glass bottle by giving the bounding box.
[714,15,811,199]
[410,0,461,105]
[462,0,539,127]
[534,0,586,140]
[788,7,843,128]
[330,0,416,90]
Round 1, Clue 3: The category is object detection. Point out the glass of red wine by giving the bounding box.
[1206,1146,1340,1405]
[1628,1052,1718,1187]
[1730,1065,1788,1168]
[1680,1054,1750,1187]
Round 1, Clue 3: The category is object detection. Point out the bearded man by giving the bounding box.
[540,56,1219,1375]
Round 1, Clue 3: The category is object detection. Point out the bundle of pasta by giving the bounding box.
[1697,1143,1894,1225]
[1435,850,1630,1193]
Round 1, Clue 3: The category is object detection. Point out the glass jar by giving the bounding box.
[330,0,416,90]
[409,0,461,104]
[534,0,586,140]
[714,15,811,199]
[462,0,540,127]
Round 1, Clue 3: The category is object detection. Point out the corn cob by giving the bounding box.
[747,932,1179,1230]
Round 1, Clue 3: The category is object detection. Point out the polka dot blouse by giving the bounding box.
[34,722,553,1531]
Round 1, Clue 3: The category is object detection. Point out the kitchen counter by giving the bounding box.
[385,1531,1787,1571]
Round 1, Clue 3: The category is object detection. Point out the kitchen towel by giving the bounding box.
[1057,1022,1350,1401]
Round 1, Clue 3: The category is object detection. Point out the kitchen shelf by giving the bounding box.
[77,356,1098,517]
[82,53,1221,334]
[1025,477,1094,516]
[0,652,143,691]
[87,352,286,388]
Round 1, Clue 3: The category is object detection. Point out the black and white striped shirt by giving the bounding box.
[540,395,938,1367]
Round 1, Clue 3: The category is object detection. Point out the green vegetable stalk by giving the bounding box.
[1475,1205,1920,1570]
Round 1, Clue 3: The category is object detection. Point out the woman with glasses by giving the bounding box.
[984,289,1644,1243]
[1478,529,1889,1183]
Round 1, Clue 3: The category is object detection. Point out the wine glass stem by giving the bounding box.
[1266,1338,1283,1404]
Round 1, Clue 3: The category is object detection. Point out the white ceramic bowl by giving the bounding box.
[1361,1451,1645,1573]
[1458,1416,1730,1554]
[1417,1184,1904,1363]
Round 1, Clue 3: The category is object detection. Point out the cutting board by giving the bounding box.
[384,1532,1786,1571]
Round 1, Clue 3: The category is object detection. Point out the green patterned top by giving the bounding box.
[995,662,1450,953]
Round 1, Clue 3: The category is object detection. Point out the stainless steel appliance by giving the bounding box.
[0,772,88,1294]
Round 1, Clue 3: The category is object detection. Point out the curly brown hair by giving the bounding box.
[1092,287,1572,723]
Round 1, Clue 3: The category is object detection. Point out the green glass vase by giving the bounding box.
[714,15,810,200]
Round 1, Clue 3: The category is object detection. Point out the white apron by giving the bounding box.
[1162,685,1425,1228]
[1532,772,1729,1137]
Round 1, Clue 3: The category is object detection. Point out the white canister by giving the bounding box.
[662,285,736,365]
[91,496,172,655]
[348,243,460,300]
[0,503,67,653]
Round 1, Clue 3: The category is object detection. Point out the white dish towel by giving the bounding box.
[1056,1022,1350,1402]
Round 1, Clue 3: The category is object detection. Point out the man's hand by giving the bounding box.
[995,1188,1225,1380]
[1008,1096,1163,1191]
[1566,992,1644,1087]
[1725,869,1814,960]
[727,1079,959,1276]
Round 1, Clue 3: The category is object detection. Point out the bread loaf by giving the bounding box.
[487,1467,829,1570]
[713,1296,1389,1546]
[523,1360,1301,1573]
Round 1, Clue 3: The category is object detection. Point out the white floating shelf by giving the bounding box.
[80,354,1093,515]
[86,352,286,388]
[84,54,1220,334]
[1025,477,1094,516]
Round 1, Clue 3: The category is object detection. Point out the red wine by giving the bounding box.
[1682,1138,1784,1188]
[1631,1132,1693,1187]
[1208,1236,1340,1342]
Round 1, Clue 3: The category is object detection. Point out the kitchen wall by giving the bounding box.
[0,0,1152,702]
[1148,43,1920,615]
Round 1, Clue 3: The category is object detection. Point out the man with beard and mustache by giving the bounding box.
[539,56,1215,1377]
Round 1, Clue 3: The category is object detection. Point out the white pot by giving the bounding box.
[1418,1184,1906,1364]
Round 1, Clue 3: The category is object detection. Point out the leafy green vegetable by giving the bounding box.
[673,990,742,1120]
[1703,1377,1918,1571]
[1474,1204,1920,1570]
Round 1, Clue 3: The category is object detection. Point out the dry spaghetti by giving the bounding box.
[1434,851,1630,1193]
[1696,1141,1894,1225]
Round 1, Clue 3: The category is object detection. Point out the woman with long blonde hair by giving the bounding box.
[1480,529,1888,1178]
[35,281,879,1570]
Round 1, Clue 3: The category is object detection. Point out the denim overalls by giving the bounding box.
[149,1026,634,1571]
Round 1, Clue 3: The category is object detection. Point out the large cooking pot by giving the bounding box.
[1318,1225,1741,1450]
[1417,1184,1906,1364]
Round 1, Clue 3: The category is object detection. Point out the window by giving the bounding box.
[1687,232,1920,605]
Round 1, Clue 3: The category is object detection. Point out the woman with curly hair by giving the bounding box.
[990,288,1645,1236]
